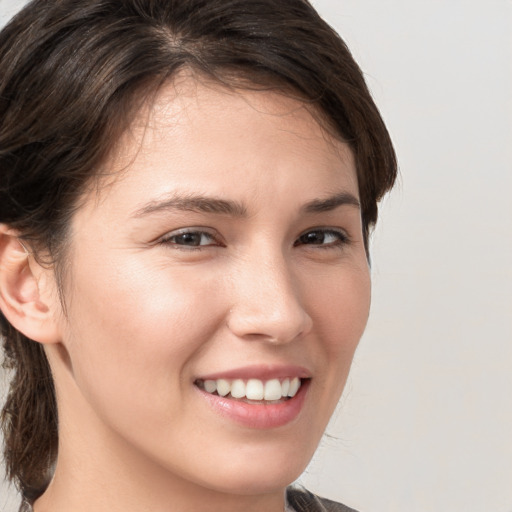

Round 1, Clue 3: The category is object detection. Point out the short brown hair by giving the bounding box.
[0,0,396,500]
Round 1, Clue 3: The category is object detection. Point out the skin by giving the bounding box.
[26,76,371,512]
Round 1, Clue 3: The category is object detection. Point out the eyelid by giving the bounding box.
[158,227,224,248]
[155,226,350,250]
[294,227,351,248]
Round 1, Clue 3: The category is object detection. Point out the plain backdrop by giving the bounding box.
[1,1,511,511]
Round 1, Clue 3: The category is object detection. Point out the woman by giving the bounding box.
[0,1,396,511]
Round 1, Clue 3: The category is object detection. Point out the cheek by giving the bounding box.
[307,261,371,353]
[61,256,226,415]
[303,260,371,416]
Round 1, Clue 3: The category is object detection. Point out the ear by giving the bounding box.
[0,226,61,344]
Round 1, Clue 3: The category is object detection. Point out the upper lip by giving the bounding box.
[196,364,312,381]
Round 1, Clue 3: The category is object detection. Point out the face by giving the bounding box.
[51,77,371,497]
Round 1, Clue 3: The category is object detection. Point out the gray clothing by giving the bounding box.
[20,486,358,511]
[286,486,359,512]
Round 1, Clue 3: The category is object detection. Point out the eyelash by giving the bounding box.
[293,228,350,249]
[158,227,350,250]
[159,229,222,250]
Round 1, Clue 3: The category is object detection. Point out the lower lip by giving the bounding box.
[196,380,310,429]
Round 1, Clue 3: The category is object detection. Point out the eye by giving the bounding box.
[159,229,221,248]
[294,228,349,248]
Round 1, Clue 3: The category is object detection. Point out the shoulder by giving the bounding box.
[286,486,360,512]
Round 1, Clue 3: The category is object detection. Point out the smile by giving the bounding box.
[195,377,302,403]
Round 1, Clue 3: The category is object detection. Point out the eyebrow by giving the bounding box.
[133,191,360,219]
[301,192,360,213]
[133,193,248,218]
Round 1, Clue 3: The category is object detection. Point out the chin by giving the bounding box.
[187,440,316,496]
[201,463,304,497]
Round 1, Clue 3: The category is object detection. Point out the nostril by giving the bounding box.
[226,305,312,344]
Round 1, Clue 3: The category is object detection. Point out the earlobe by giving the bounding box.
[0,226,61,344]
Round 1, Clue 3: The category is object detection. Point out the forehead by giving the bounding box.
[87,75,358,211]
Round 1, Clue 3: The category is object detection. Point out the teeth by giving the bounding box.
[281,378,290,396]
[264,379,282,401]
[246,379,264,400]
[204,380,217,393]
[216,379,230,397]
[288,377,300,397]
[231,379,246,399]
[198,377,303,400]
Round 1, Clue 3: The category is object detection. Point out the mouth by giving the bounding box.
[194,366,311,428]
[194,377,304,404]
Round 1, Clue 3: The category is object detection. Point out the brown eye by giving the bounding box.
[294,229,348,247]
[161,230,218,248]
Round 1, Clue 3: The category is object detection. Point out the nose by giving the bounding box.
[226,253,313,344]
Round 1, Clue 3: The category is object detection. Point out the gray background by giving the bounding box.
[1,1,511,511]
